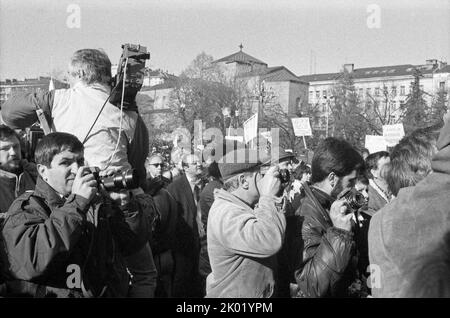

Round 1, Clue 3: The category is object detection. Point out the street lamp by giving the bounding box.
[324,95,334,138]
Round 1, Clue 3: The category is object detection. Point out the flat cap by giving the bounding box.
[218,148,265,179]
[261,147,296,166]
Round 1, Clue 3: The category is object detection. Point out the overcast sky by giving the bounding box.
[0,0,449,80]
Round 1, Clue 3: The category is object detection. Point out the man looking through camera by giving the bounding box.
[205,149,286,298]
[0,132,150,297]
[292,137,364,298]
[1,48,156,297]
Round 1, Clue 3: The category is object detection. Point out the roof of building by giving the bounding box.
[436,64,450,74]
[141,79,178,91]
[298,62,449,83]
[239,66,307,84]
[0,77,68,89]
[213,50,267,65]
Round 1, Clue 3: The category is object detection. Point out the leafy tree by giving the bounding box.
[362,85,402,135]
[328,69,369,149]
[428,88,448,126]
[400,68,430,134]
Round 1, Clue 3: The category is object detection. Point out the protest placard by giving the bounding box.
[365,135,388,153]
[291,117,312,136]
[383,124,405,147]
[243,113,258,143]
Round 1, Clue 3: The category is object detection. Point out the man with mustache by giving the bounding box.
[0,125,37,216]
[292,137,364,298]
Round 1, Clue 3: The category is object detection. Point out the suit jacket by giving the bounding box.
[366,181,389,217]
[167,174,200,256]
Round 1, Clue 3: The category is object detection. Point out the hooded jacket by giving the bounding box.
[368,122,450,298]
[205,189,286,298]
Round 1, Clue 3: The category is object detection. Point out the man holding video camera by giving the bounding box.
[0,132,149,297]
[292,137,364,298]
[0,48,156,297]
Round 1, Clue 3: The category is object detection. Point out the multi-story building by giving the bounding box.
[213,46,309,116]
[0,77,68,106]
[298,59,450,131]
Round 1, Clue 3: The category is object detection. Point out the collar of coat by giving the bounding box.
[33,176,67,208]
[309,186,334,210]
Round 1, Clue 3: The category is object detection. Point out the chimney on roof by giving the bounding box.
[438,60,447,70]
[426,59,438,67]
[343,63,354,73]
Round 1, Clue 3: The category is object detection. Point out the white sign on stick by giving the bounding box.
[365,135,387,153]
[383,124,405,147]
[243,113,258,143]
[291,117,312,136]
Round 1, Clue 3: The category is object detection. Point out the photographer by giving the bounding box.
[205,149,286,298]
[1,48,156,297]
[0,132,150,297]
[292,137,364,298]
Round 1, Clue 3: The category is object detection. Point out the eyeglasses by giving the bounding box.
[150,163,164,167]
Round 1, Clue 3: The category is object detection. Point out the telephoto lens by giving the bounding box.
[100,169,139,191]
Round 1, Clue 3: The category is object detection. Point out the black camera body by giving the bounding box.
[342,189,366,213]
[278,169,291,184]
[109,43,150,110]
[86,167,139,191]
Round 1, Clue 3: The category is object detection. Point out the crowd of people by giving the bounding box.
[0,48,448,298]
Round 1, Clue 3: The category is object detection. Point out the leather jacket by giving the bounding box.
[293,184,356,297]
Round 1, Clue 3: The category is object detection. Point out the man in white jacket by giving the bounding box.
[206,149,286,298]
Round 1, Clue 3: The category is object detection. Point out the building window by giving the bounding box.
[400,86,405,96]
[309,91,313,100]
[440,82,446,90]
[322,90,327,99]
[316,91,320,99]
[366,88,372,96]
[375,87,380,96]
[391,86,397,96]
[358,88,363,97]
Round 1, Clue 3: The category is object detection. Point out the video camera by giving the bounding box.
[109,43,150,110]
[86,167,139,191]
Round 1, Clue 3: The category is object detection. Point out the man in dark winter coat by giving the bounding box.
[293,137,364,297]
[0,125,37,215]
[0,132,149,297]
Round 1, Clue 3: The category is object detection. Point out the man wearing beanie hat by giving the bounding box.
[205,148,286,298]
[368,122,450,297]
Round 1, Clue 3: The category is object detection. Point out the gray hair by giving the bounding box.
[223,172,254,192]
[69,49,112,85]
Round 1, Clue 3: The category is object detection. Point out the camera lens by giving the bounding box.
[101,169,139,191]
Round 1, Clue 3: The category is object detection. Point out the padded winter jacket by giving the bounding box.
[0,177,149,297]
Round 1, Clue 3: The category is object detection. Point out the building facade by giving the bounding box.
[213,47,309,117]
[298,60,450,131]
